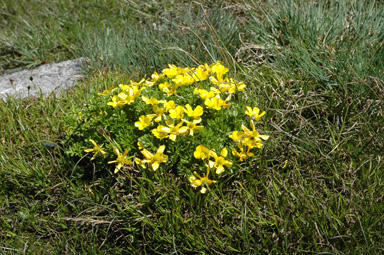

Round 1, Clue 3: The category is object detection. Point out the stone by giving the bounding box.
[0,58,84,102]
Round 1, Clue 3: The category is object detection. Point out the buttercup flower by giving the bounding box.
[159,81,179,96]
[228,131,244,143]
[192,64,211,81]
[189,167,216,194]
[151,71,163,82]
[147,105,167,122]
[134,157,147,169]
[232,144,254,161]
[240,120,270,149]
[245,106,266,121]
[194,145,211,160]
[90,62,270,191]
[169,105,185,119]
[194,88,215,100]
[162,64,180,78]
[142,96,165,105]
[146,71,163,86]
[211,62,229,81]
[182,118,204,136]
[242,120,270,141]
[204,95,231,110]
[84,139,106,161]
[137,141,144,150]
[118,84,130,91]
[164,100,176,111]
[172,74,195,86]
[108,148,132,173]
[140,145,168,171]
[209,148,232,175]
[158,120,188,141]
[98,87,116,96]
[184,104,204,120]
[152,125,169,140]
[135,115,153,130]
[107,93,126,108]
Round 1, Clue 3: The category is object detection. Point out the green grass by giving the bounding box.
[0,0,227,73]
[1,0,384,254]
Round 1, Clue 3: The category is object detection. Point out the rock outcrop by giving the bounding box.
[0,58,84,102]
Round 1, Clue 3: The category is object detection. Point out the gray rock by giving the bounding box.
[0,58,85,102]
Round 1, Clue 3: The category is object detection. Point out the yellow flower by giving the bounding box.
[84,139,106,161]
[107,94,125,108]
[169,105,185,119]
[134,158,147,169]
[194,88,215,100]
[194,145,210,160]
[129,78,146,87]
[228,78,246,93]
[141,96,166,105]
[239,120,270,149]
[164,100,176,111]
[245,106,266,121]
[145,71,163,86]
[228,131,244,143]
[159,81,179,96]
[241,120,270,141]
[209,74,224,84]
[151,71,163,82]
[107,86,142,108]
[147,105,167,122]
[209,148,232,175]
[189,167,216,194]
[135,115,153,130]
[108,148,132,174]
[140,145,168,171]
[162,84,179,96]
[152,125,169,140]
[98,87,116,96]
[181,118,204,136]
[184,104,204,120]
[172,74,195,86]
[158,120,188,141]
[210,77,246,94]
[204,96,231,110]
[243,138,264,149]
[137,141,144,150]
[159,81,171,91]
[192,64,210,81]
[162,64,180,78]
[119,84,131,91]
[211,62,229,81]
[232,144,254,161]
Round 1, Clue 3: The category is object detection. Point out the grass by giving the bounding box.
[1,0,384,253]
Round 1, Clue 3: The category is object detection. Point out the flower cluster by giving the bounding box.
[79,62,269,193]
[229,108,269,162]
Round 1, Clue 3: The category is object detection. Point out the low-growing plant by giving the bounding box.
[64,62,269,193]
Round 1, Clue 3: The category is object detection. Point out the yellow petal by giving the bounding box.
[220,148,228,157]
[157,145,166,154]
[216,166,225,175]
[152,162,160,171]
